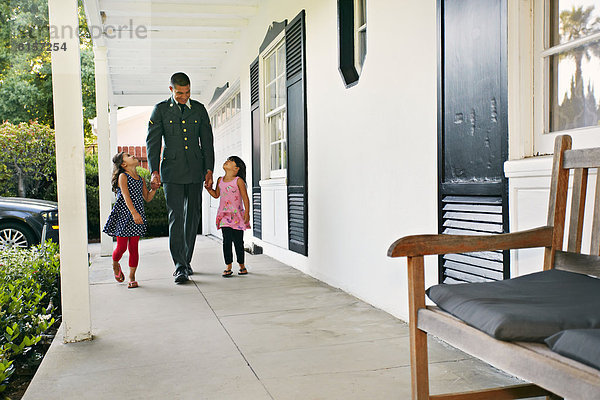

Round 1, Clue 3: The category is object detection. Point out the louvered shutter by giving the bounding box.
[250,58,261,239]
[285,11,308,256]
[440,195,508,283]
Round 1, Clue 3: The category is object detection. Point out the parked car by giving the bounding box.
[0,197,59,249]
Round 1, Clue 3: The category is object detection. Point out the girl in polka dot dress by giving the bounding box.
[205,156,251,277]
[103,152,156,288]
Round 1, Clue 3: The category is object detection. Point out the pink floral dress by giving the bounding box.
[216,176,250,231]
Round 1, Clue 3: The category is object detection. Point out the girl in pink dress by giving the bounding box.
[205,156,251,277]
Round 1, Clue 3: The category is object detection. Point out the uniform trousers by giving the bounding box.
[163,182,202,271]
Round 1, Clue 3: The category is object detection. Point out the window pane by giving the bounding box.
[266,82,277,112]
[266,52,276,83]
[279,112,286,141]
[271,143,281,171]
[269,114,278,142]
[281,141,287,169]
[550,1,600,46]
[548,40,600,132]
[277,44,286,76]
[269,113,286,143]
[358,30,367,67]
[356,0,366,26]
[277,76,286,107]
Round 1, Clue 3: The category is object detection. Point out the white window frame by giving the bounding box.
[354,0,367,73]
[259,31,287,180]
[533,0,600,154]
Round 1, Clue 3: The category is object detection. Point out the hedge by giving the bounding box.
[0,242,61,396]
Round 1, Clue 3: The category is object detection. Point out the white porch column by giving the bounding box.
[48,0,92,342]
[94,46,113,256]
[110,105,118,155]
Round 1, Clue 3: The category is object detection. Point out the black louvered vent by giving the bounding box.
[285,17,303,79]
[288,189,305,248]
[252,187,261,237]
[250,60,259,105]
[441,195,505,284]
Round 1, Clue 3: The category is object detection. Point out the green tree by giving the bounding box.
[0,121,56,199]
[0,0,96,141]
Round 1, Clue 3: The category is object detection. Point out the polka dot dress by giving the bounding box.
[103,173,147,237]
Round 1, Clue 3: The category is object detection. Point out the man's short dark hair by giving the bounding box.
[170,72,190,87]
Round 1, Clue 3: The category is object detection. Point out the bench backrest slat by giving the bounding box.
[563,148,600,169]
[591,171,600,255]
[567,168,588,253]
[545,135,571,270]
[554,250,600,278]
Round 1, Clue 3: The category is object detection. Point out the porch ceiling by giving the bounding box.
[82,0,258,106]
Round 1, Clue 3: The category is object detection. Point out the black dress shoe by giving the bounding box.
[186,266,193,276]
[174,268,189,283]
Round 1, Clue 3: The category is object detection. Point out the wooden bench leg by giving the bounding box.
[408,256,429,400]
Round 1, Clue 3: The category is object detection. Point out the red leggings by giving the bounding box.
[113,236,140,268]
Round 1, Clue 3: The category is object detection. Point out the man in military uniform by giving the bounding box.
[147,72,214,283]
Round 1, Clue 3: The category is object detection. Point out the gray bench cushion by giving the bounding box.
[426,269,600,342]
[545,329,600,371]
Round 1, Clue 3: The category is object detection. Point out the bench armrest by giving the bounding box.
[387,226,553,257]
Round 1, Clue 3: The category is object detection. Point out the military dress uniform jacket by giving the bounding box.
[146,98,215,184]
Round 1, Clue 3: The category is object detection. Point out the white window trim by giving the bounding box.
[507,0,534,160]
[532,0,600,155]
[258,30,287,180]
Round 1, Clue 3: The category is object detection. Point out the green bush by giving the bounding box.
[0,122,57,200]
[85,155,169,239]
[136,168,169,237]
[0,242,61,396]
[85,154,100,239]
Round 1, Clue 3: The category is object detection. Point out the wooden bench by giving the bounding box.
[388,135,600,399]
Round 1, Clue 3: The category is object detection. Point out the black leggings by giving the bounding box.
[222,227,244,265]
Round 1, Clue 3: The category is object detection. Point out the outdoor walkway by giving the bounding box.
[23,235,525,399]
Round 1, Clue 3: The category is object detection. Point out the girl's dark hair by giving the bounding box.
[228,155,246,183]
[111,152,126,193]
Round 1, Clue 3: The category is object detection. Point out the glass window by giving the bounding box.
[337,0,367,86]
[208,90,241,130]
[545,0,600,133]
[263,39,287,176]
[355,0,367,73]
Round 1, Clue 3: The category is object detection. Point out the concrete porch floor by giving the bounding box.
[23,235,528,399]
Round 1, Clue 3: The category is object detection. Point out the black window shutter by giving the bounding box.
[285,10,308,256]
[250,58,261,239]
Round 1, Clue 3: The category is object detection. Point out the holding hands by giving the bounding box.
[150,171,161,190]
[204,170,214,190]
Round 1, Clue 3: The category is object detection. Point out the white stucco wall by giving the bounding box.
[90,106,152,147]
[116,108,152,147]
[201,0,439,322]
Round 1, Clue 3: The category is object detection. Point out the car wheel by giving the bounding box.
[0,222,36,249]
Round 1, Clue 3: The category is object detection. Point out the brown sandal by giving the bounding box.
[238,267,248,275]
[222,269,233,277]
